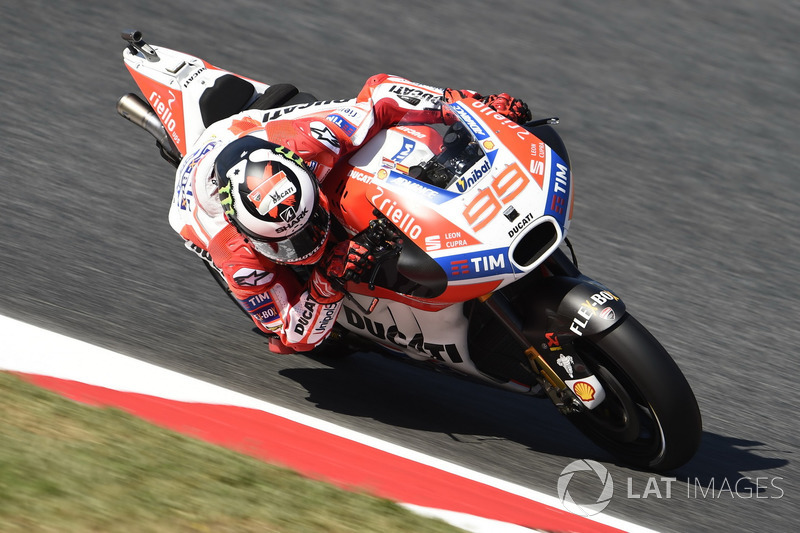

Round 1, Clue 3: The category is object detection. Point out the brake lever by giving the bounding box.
[336,216,403,315]
[358,216,403,290]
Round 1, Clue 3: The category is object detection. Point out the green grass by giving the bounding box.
[0,372,463,532]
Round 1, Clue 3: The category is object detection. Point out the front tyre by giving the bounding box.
[567,314,702,471]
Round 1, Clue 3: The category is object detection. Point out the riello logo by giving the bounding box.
[370,187,422,240]
[149,89,180,143]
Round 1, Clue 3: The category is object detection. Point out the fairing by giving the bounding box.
[325,98,575,308]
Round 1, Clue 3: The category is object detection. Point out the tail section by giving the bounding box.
[120,30,270,155]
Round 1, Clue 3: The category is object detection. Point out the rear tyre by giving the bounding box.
[566,314,702,471]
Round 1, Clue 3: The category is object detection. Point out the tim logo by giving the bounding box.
[391,138,416,163]
[442,249,512,280]
[545,161,570,223]
[326,114,357,136]
[450,259,469,276]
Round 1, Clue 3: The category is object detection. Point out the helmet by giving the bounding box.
[215,137,330,264]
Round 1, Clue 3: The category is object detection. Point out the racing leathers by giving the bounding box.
[169,74,463,352]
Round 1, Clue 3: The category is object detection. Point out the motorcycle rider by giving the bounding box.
[169,73,531,353]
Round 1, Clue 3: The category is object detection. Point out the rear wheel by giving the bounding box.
[566,314,701,471]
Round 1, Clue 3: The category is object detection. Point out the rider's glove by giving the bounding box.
[309,240,374,303]
[325,240,373,282]
[443,89,532,125]
[481,93,532,124]
[443,88,478,103]
[442,88,476,124]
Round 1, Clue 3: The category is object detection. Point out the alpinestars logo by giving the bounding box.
[310,121,340,153]
[233,268,274,287]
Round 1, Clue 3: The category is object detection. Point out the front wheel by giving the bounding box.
[566,314,702,471]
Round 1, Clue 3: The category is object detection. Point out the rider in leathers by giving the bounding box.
[169,74,531,353]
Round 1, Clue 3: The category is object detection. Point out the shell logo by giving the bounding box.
[573,381,596,402]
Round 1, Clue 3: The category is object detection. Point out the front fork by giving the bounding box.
[478,292,589,414]
[478,258,627,414]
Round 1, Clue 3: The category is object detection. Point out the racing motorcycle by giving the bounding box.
[116,30,702,471]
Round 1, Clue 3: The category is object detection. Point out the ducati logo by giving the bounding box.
[247,169,297,217]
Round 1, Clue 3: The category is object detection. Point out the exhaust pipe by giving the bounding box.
[117,93,182,167]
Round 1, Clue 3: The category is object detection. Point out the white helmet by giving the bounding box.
[215,137,330,264]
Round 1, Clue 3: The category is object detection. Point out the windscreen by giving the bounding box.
[408,109,489,191]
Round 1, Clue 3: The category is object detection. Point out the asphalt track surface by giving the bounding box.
[1,1,798,531]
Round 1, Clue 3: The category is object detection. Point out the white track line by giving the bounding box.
[0,313,658,533]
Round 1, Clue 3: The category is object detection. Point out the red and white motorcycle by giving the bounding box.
[117,30,701,471]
